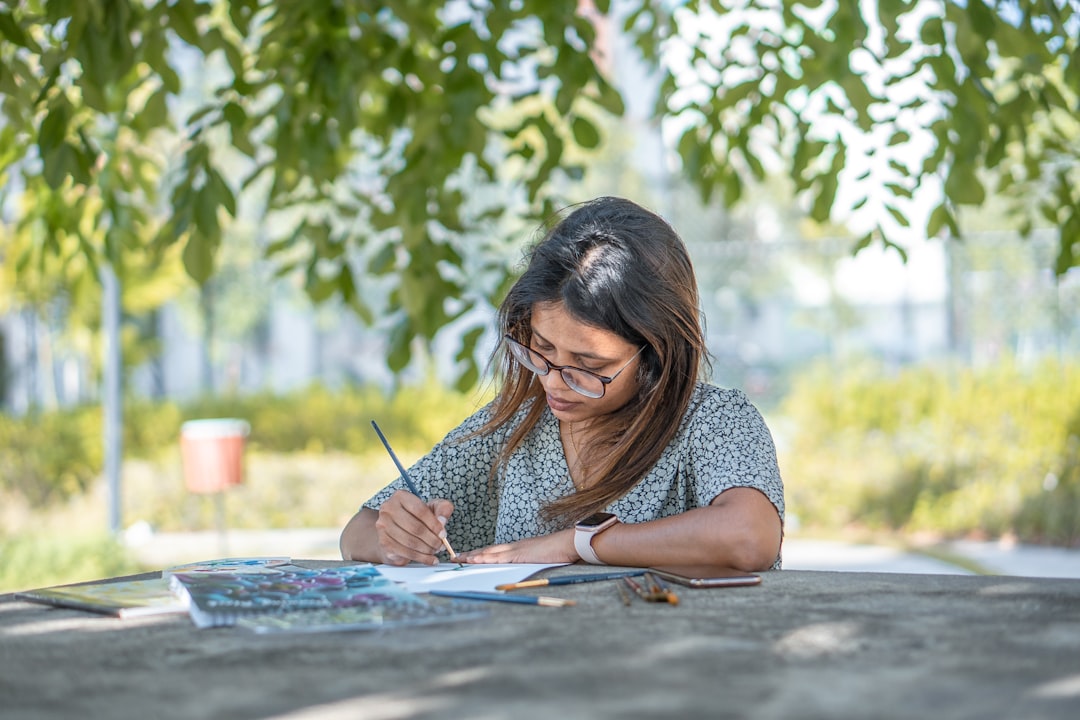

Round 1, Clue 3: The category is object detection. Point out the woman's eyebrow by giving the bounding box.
[531,330,615,363]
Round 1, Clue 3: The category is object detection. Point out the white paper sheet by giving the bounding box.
[375,562,568,594]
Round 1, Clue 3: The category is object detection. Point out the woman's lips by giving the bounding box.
[546,394,579,412]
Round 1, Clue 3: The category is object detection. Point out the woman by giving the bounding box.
[340,197,784,570]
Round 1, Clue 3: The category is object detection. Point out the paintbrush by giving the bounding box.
[371,420,461,564]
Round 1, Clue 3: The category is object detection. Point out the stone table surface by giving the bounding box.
[2,561,1079,720]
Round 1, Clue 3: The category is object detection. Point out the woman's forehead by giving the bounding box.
[529,302,633,357]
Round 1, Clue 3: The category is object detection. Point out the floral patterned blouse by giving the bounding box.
[364,383,786,568]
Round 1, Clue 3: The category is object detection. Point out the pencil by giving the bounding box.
[495,570,645,591]
[623,574,652,602]
[429,590,576,607]
[644,572,679,605]
[370,420,461,563]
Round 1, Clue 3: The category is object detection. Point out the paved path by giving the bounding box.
[125,526,1080,578]
[782,539,973,575]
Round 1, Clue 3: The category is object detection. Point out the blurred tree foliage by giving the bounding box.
[0,0,1077,387]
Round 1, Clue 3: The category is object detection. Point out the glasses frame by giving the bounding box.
[503,335,645,399]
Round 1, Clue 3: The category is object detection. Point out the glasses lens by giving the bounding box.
[562,369,605,398]
[507,340,549,375]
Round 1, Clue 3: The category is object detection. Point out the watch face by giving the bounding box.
[579,512,616,528]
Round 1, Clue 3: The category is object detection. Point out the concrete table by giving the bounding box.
[2,562,1079,719]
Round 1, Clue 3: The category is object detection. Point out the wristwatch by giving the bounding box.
[574,512,619,565]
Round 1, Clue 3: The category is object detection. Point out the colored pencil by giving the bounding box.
[371,420,460,563]
[429,590,576,607]
[623,574,652,602]
[623,574,677,604]
[643,572,679,605]
[495,570,645,591]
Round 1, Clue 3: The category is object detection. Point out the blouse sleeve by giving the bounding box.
[361,403,503,550]
[685,387,785,521]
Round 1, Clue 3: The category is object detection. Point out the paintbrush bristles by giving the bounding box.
[536,597,577,607]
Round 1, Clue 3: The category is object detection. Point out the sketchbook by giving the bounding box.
[169,563,485,631]
[162,556,293,579]
[16,577,189,619]
[375,562,568,594]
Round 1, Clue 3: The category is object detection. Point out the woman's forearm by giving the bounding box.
[588,488,782,571]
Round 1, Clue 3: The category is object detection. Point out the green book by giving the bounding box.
[16,577,189,619]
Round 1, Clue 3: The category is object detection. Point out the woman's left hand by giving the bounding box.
[457,528,578,564]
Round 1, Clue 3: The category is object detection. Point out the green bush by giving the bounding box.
[0,407,102,505]
[0,380,485,508]
[0,532,145,593]
[781,356,1080,545]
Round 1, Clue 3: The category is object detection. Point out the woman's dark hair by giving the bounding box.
[481,196,708,524]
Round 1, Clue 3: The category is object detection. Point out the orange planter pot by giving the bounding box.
[180,419,251,494]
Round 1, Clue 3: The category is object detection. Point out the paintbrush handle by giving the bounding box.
[429,590,575,607]
[496,570,645,591]
[371,420,423,497]
[371,420,460,562]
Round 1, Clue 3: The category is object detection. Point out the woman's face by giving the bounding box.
[527,301,642,425]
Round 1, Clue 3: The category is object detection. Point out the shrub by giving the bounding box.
[781,356,1080,545]
[0,532,145,594]
[0,407,102,506]
[0,379,485,508]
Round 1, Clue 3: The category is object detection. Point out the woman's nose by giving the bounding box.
[539,368,571,393]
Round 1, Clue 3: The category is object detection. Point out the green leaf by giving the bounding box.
[337,266,373,324]
[880,235,909,263]
[169,0,203,47]
[888,131,911,146]
[38,100,71,155]
[194,186,220,238]
[182,233,215,284]
[964,0,996,39]
[206,170,236,217]
[853,231,874,253]
[722,171,742,206]
[884,204,910,228]
[944,164,985,205]
[571,116,601,149]
[810,174,837,223]
[42,142,74,189]
[133,87,170,135]
[305,269,336,303]
[387,321,414,373]
[228,0,258,34]
[368,243,397,275]
[885,182,913,199]
[926,204,951,237]
[0,9,39,51]
[1056,209,1080,275]
[592,76,625,115]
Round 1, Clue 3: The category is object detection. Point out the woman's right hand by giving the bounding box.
[372,490,455,566]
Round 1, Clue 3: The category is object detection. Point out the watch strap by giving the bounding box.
[574,528,605,565]
[574,518,618,565]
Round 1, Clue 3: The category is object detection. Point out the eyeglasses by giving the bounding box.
[503,335,644,399]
